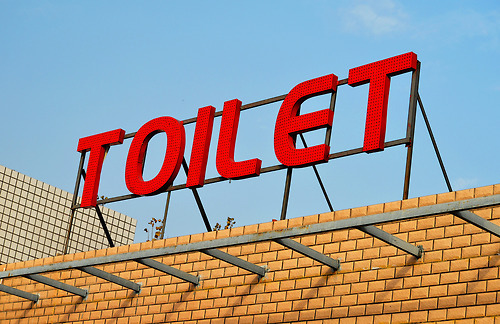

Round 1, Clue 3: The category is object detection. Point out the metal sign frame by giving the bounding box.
[62,58,452,255]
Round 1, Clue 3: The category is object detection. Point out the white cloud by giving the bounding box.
[410,7,500,49]
[340,0,408,36]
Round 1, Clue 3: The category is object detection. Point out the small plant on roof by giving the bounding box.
[144,217,163,241]
[213,217,235,231]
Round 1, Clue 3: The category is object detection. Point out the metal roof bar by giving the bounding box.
[78,266,141,293]
[23,274,88,298]
[2,194,500,280]
[452,210,500,238]
[135,258,200,286]
[181,159,212,232]
[0,283,39,302]
[274,238,340,271]
[202,248,267,277]
[358,225,423,258]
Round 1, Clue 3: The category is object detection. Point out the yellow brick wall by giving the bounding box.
[1,184,499,323]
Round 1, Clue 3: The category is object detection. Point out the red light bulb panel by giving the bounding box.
[77,129,125,208]
[125,117,185,196]
[348,52,417,152]
[274,74,337,167]
[186,106,215,188]
[216,99,262,179]
[76,53,418,208]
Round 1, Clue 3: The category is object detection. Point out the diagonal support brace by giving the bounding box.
[136,258,200,286]
[358,225,423,258]
[202,248,268,277]
[78,266,141,293]
[274,238,340,271]
[452,210,500,238]
[0,283,39,302]
[24,274,88,298]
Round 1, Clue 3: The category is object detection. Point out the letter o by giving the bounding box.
[125,117,185,196]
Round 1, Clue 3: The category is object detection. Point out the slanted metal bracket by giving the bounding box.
[78,266,141,293]
[0,283,39,302]
[357,225,423,258]
[136,258,200,286]
[202,248,268,277]
[452,210,500,238]
[274,238,340,271]
[23,274,88,298]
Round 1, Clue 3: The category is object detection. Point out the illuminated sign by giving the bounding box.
[77,52,418,208]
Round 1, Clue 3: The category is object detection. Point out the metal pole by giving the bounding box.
[160,191,171,239]
[280,167,293,220]
[181,159,212,231]
[403,61,421,200]
[324,91,337,147]
[417,93,453,192]
[299,133,334,212]
[94,206,115,247]
[63,151,86,255]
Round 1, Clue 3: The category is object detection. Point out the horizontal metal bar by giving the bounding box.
[123,78,350,139]
[0,283,39,302]
[357,225,423,258]
[274,238,340,270]
[202,248,267,277]
[83,138,410,208]
[78,266,141,293]
[452,210,500,238]
[23,274,88,298]
[4,194,500,279]
[135,258,200,286]
[328,138,409,160]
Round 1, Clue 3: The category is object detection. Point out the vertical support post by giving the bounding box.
[402,61,421,200]
[299,134,334,212]
[280,167,293,220]
[181,159,212,232]
[160,191,171,239]
[324,91,337,147]
[417,94,453,193]
[63,151,86,255]
[94,206,115,247]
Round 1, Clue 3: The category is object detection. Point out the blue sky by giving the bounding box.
[1,1,499,242]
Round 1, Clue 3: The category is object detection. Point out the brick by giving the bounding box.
[428,309,447,321]
[457,294,477,307]
[419,298,438,310]
[486,304,500,316]
[384,200,401,212]
[466,305,486,317]
[392,289,410,301]
[268,313,284,323]
[447,307,466,319]
[331,306,349,318]
[448,283,467,296]
[409,311,428,323]
[283,311,300,322]
[462,245,481,258]
[429,285,448,298]
[438,295,457,308]
[340,294,357,306]
[401,299,419,312]
[391,312,410,323]
[382,301,400,313]
[470,256,490,269]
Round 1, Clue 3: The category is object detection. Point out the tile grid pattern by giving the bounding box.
[0,165,136,264]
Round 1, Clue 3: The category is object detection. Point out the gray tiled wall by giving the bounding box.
[0,165,136,264]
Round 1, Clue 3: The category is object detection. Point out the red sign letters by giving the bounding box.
[77,52,417,208]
